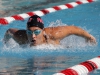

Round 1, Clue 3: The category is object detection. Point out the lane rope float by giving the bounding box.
[53,56,100,75]
[0,0,96,25]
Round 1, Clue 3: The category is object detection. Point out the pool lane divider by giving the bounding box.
[53,56,100,75]
[0,0,96,25]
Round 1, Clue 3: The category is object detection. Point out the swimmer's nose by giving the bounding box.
[32,34,36,39]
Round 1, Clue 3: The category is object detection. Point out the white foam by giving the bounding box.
[30,44,64,50]
[3,38,20,50]
[48,20,67,27]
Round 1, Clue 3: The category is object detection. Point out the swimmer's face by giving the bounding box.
[27,27,43,46]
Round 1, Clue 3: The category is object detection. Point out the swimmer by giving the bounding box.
[3,15,96,46]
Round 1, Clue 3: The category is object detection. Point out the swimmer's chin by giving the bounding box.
[30,42,37,46]
[30,42,44,47]
[30,39,39,46]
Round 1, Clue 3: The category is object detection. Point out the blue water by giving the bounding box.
[0,0,100,75]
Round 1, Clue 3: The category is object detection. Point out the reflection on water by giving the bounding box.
[0,0,74,17]
[0,56,79,75]
[0,54,99,75]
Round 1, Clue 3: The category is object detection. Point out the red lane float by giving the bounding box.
[0,0,96,25]
[53,56,100,75]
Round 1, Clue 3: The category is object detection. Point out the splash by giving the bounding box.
[30,44,65,50]
[48,20,67,27]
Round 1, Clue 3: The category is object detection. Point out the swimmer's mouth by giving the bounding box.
[31,40,36,43]
[30,40,36,46]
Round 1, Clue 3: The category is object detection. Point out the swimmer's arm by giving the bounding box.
[66,26,96,44]
[48,26,96,44]
[3,28,18,43]
[4,28,28,44]
[43,26,96,44]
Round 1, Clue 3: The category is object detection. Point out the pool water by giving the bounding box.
[0,0,100,75]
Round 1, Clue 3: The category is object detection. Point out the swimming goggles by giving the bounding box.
[27,29,41,35]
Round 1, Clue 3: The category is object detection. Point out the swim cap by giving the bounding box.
[27,15,44,29]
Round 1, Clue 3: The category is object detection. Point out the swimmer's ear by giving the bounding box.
[43,31,49,39]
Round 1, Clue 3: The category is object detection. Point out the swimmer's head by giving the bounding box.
[27,15,44,29]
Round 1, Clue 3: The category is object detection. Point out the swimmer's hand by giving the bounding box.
[86,35,97,45]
